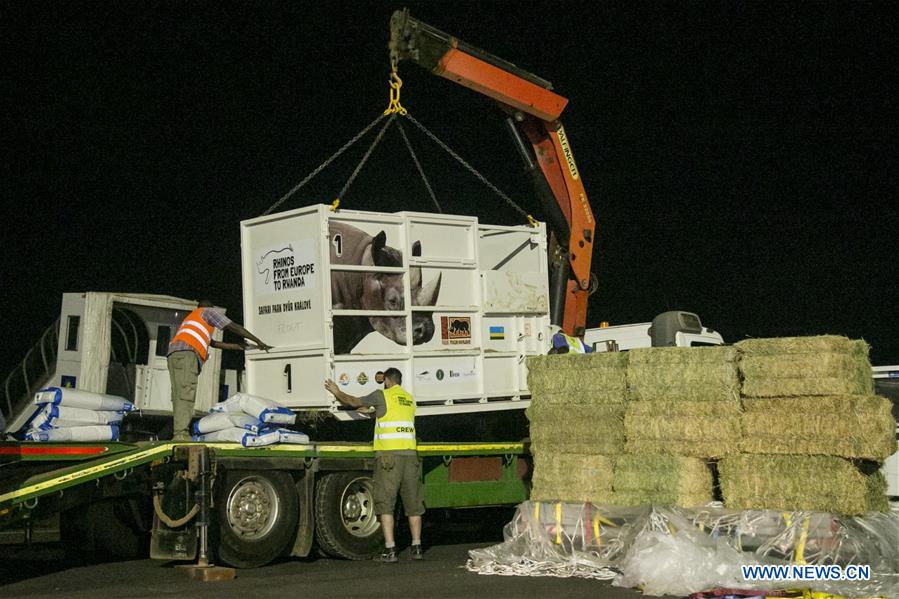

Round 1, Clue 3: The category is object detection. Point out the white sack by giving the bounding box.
[25,424,120,442]
[34,387,134,412]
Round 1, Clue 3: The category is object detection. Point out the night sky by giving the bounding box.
[2,1,897,383]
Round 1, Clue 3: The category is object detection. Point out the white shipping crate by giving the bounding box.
[240,205,552,419]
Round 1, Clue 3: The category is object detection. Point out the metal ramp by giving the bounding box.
[1,318,59,434]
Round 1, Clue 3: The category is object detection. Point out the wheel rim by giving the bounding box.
[339,476,379,538]
[225,475,281,540]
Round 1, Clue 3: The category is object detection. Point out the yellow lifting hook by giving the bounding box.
[384,70,408,116]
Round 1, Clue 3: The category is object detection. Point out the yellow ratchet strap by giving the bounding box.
[383,70,408,116]
[555,502,562,544]
[330,198,340,212]
[795,515,810,565]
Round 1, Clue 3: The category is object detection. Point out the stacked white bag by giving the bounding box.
[23,387,134,442]
[193,393,309,447]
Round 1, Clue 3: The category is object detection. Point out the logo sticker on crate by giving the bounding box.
[441,316,471,345]
[489,326,505,340]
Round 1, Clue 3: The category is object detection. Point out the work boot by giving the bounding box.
[409,544,423,561]
[172,431,192,442]
[374,547,398,563]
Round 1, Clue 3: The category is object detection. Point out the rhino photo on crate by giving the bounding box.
[329,222,441,353]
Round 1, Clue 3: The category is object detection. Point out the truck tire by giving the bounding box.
[314,471,383,560]
[214,470,298,569]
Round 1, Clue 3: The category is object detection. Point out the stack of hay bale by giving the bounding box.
[526,352,628,504]
[611,454,713,508]
[616,346,741,506]
[720,336,895,515]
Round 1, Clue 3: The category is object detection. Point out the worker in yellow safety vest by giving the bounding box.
[325,367,424,563]
[550,326,593,354]
[167,299,272,441]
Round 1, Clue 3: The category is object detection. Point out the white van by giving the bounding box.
[584,311,724,352]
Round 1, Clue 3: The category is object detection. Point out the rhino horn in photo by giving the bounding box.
[416,272,441,306]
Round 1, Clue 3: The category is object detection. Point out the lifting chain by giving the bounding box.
[402,112,537,227]
[261,112,388,216]
[396,120,442,213]
[264,60,536,227]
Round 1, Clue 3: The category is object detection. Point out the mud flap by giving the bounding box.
[289,469,315,557]
[150,474,198,560]
[150,515,198,561]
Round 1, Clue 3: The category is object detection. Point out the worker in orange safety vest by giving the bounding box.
[167,299,271,441]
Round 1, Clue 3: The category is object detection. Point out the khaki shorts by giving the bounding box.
[373,454,425,517]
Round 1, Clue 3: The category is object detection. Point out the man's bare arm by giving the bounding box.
[324,379,362,408]
[225,322,272,351]
[209,340,246,351]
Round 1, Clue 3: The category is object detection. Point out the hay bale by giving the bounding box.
[866,470,891,513]
[528,371,627,397]
[530,452,615,504]
[719,455,889,515]
[735,335,865,356]
[611,454,713,507]
[627,346,739,402]
[737,337,874,397]
[740,395,897,460]
[624,400,741,458]
[739,352,870,380]
[527,353,628,398]
[528,404,625,454]
[528,391,625,407]
[527,351,628,371]
[741,376,873,398]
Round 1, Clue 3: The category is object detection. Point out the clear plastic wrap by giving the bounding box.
[468,502,648,579]
[467,501,899,598]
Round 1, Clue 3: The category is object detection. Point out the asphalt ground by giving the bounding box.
[0,508,660,599]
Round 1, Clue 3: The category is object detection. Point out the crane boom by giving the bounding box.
[389,9,595,334]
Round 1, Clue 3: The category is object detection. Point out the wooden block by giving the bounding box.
[175,564,236,582]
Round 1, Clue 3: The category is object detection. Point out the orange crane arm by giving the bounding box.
[389,10,595,334]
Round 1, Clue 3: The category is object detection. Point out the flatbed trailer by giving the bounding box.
[0,439,529,568]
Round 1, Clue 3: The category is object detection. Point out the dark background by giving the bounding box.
[1,0,896,381]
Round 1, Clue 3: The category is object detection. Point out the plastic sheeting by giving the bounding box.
[211,392,296,424]
[467,501,899,598]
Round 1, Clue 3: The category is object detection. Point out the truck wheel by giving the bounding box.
[314,471,383,560]
[215,470,298,569]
